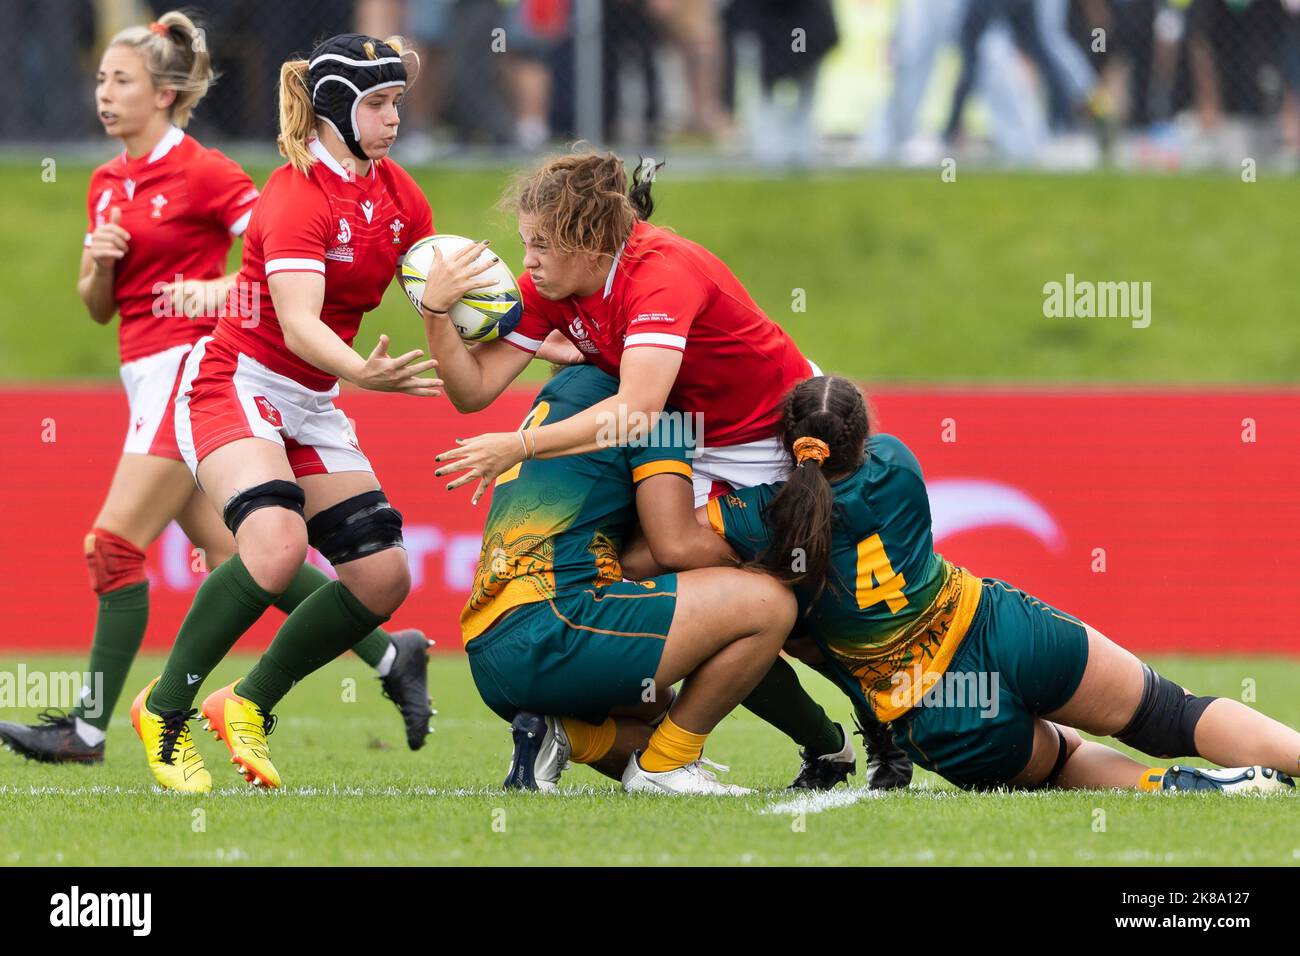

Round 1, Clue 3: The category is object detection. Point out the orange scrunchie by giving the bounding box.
[792,436,830,466]
[149,22,170,37]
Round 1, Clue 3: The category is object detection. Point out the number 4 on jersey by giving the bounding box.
[855,534,908,613]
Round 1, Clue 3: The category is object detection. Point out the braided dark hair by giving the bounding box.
[754,376,871,596]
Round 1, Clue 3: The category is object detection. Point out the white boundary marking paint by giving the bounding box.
[761,786,882,815]
[0,783,615,799]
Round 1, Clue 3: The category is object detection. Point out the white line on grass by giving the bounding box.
[761,786,882,815]
[0,783,616,799]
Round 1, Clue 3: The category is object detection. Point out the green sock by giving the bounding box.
[742,655,843,756]
[272,562,391,669]
[72,581,149,731]
[236,581,389,714]
[149,555,277,712]
[809,659,878,737]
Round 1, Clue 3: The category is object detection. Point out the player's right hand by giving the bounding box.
[354,334,443,397]
[419,240,498,315]
[88,207,130,271]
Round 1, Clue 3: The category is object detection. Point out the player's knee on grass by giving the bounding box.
[1114,663,1216,759]
[84,527,147,594]
[1012,721,1082,789]
[1041,724,1084,788]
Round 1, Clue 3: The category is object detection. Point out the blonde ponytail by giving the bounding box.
[277,59,314,175]
[107,10,215,128]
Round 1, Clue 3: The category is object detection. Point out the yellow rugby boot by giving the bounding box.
[201,683,281,788]
[130,678,211,793]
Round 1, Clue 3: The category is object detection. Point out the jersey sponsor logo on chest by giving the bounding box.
[567,314,602,355]
[328,217,355,263]
[326,213,406,262]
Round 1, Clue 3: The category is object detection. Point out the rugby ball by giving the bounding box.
[399,234,523,343]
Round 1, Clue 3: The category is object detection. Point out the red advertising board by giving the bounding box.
[1,386,1296,654]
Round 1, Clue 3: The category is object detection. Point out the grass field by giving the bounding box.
[2,653,1298,866]
[4,162,1300,384]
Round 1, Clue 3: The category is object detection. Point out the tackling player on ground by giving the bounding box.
[0,13,430,768]
[463,364,794,794]
[705,376,1300,793]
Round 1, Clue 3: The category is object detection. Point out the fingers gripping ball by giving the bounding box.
[399,235,522,342]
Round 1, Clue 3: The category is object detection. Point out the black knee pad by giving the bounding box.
[306,490,404,566]
[222,480,306,536]
[1115,664,1216,759]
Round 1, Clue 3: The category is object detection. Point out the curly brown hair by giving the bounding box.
[506,146,660,261]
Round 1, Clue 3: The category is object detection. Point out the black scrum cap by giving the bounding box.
[308,33,407,162]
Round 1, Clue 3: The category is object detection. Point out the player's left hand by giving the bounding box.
[535,330,585,366]
[434,431,524,504]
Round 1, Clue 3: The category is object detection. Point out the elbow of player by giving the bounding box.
[83,297,113,326]
[646,537,694,572]
[448,390,489,415]
[281,326,308,359]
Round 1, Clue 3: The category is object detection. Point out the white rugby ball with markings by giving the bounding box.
[399,234,523,342]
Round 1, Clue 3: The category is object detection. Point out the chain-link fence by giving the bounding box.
[5,0,1300,169]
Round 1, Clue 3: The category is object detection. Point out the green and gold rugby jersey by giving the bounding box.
[707,434,982,720]
[461,365,694,644]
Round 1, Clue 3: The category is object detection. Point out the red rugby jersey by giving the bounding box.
[504,219,811,447]
[84,125,259,363]
[215,139,433,392]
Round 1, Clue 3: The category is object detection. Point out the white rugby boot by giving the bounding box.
[622,752,753,795]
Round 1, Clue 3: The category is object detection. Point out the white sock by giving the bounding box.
[375,643,398,678]
[74,717,106,747]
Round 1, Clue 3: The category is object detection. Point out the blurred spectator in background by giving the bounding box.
[647,0,731,140]
[1035,0,1105,132]
[504,0,569,149]
[357,0,454,160]
[944,0,1100,147]
[1182,0,1290,163]
[730,0,839,166]
[3,0,98,140]
[864,0,1048,163]
[149,0,352,143]
[1282,0,1300,164]
[9,0,1300,172]
[1089,0,1155,128]
[602,0,664,144]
